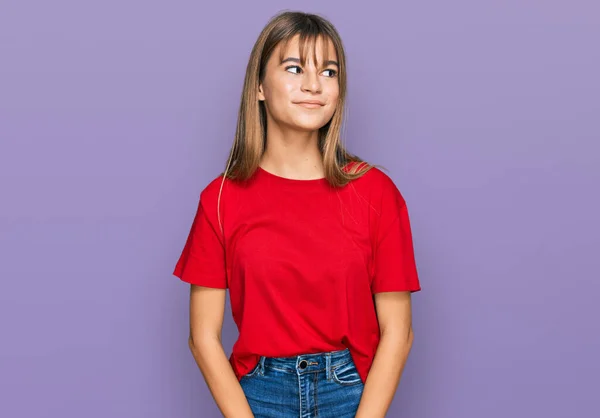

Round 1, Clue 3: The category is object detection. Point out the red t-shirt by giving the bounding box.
[173,163,421,383]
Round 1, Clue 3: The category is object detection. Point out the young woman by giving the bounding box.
[173,10,421,418]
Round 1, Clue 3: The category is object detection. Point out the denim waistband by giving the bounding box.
[257,348,353,376]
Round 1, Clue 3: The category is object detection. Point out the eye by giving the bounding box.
[323,69,338,77]
[284,65,337,78]
[285,65,302,74]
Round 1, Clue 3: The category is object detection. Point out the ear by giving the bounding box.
[257,83,265,101]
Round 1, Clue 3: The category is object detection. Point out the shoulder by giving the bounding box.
[198,172,250,216]
[188,174,230,229]
[199,174,227,204]
[349,164,406,208]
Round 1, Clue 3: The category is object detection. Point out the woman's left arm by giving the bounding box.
[355,291,414,418]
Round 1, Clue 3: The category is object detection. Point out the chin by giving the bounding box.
[293,123,326,132]
[290,116,333,132]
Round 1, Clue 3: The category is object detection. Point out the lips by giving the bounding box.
[295,101,324,108]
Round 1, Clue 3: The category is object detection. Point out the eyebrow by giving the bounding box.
[280,57,339,67]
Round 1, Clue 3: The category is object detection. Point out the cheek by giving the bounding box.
[330,94,340,109]
[265,75,297,102]
[326,91,340,113]
[279,81,299,104]
[323,83,339,105]
[265,83,299,118]
[329,85,340,103]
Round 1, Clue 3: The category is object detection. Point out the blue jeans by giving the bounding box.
[240,348,364,417]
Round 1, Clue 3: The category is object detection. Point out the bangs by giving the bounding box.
[277,32,335,69]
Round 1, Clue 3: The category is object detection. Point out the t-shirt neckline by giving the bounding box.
[255,166,329,190]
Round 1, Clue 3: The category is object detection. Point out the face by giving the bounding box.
[257,35,340,132]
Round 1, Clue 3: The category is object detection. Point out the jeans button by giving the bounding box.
[299,360,308,369]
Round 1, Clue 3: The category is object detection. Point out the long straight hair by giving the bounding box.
[218,11,374,232]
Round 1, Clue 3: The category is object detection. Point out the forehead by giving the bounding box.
[276,34,338,64]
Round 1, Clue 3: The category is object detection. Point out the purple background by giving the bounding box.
[1,1,598,417]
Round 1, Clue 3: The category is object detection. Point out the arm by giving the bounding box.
[188,284,254,418]
[355,291,414,418]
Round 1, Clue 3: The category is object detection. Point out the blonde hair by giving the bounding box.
[218,10,374,232]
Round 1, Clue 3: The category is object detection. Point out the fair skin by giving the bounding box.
[188,34,414,418]
[257,34,338,180]
[355,291,414,418]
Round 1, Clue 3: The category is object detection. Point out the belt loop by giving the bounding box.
[326,352,331,381]
[259,356,266,376]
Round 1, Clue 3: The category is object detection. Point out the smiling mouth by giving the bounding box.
[296,102,324,109]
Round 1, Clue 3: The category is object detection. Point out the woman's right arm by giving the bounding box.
[188,284,254,418]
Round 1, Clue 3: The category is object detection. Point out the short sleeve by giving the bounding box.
[172,192,227,289]
[371,185,421,294]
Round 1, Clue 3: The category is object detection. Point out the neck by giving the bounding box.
[260,120,325,180]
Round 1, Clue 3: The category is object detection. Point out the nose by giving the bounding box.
[301,68,322,94]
